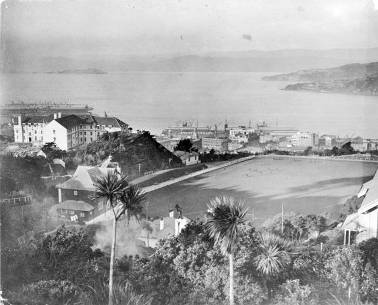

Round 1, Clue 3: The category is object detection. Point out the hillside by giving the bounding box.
[6,48,378,73]
[283,73,378,96]
[263,62,378,96]
[81,132,183,179]
[262,62,378,82]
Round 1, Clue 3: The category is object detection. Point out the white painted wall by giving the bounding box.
[43,120,68,150]
[359,210,378,240]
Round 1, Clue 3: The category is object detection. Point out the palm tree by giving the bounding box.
[95,172,129,305]
[254,232,291,299]
[118,185,146,223]
[205,196,247,305]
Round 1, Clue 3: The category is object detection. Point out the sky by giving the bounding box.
[1,0,378,57]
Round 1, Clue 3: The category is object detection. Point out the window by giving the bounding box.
[53,137,56,142]
[74,190,78,196]
[69,210,75,215]
[35,130,37,134]
[53,129,55,134]
[90,132,92,136]
[84,132,86,135]
[80,212,85,218]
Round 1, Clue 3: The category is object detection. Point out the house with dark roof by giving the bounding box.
[43,114,129,150]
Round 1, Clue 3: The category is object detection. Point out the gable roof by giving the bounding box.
[358,169,378,214]
[55,114,128,130]
[55,114,87,130]
[57,165,116,191]
[22,114,55,124]
[59,200,95,212]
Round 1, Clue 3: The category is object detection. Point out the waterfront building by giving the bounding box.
[162,122,215,139]
[319,135,337,148]
[43,114,129,151]
[290,132,319,147]
[228,126,254,143]
[202,137,229,152]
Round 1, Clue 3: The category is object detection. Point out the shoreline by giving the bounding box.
[261,154,378,163]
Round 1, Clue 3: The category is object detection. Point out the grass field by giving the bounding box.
[145,156,378,225]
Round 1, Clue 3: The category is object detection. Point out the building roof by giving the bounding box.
[56,165,115,191]
[22,114,55,124]
[358,169,378,214]
[58,200,94,212]
[55,114,128,130]
[55,114,87,129]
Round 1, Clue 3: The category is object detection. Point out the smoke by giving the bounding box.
[93,218,146,258]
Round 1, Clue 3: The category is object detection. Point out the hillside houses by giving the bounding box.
[138,209,190,248]
[55,161,119,221]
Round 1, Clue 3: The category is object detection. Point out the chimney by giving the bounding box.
[17,115,21,126]
[58,112,62,118]
[160,217,164,230]
[169,209,174,218]
[53,113,57,120]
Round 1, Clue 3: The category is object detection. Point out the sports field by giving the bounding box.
[145,157,378,225]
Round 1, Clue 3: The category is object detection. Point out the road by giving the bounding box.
[86,156,255,224]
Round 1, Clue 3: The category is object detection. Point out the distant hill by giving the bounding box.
[262,62,378,82]
[284,73,378,96]
[263,62,378,96]
[46,68,106,74]
[5,48,378,73]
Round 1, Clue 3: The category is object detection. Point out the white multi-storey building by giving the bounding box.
[13,113,59,145]
[43,114,129,151]
[290,132,319,148]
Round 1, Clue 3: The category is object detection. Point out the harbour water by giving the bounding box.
[1,71,378,137]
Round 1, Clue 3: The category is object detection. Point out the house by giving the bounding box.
[43,114,129,151]
[319,135,337,149]
[14,114,56,145]
[290,132,319,148]
[174,150,200,166]
[342,169,378,244]
[56,200,95,222]
[202,137,229,152]
[138,209,190,248]
[56,165,118,214]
